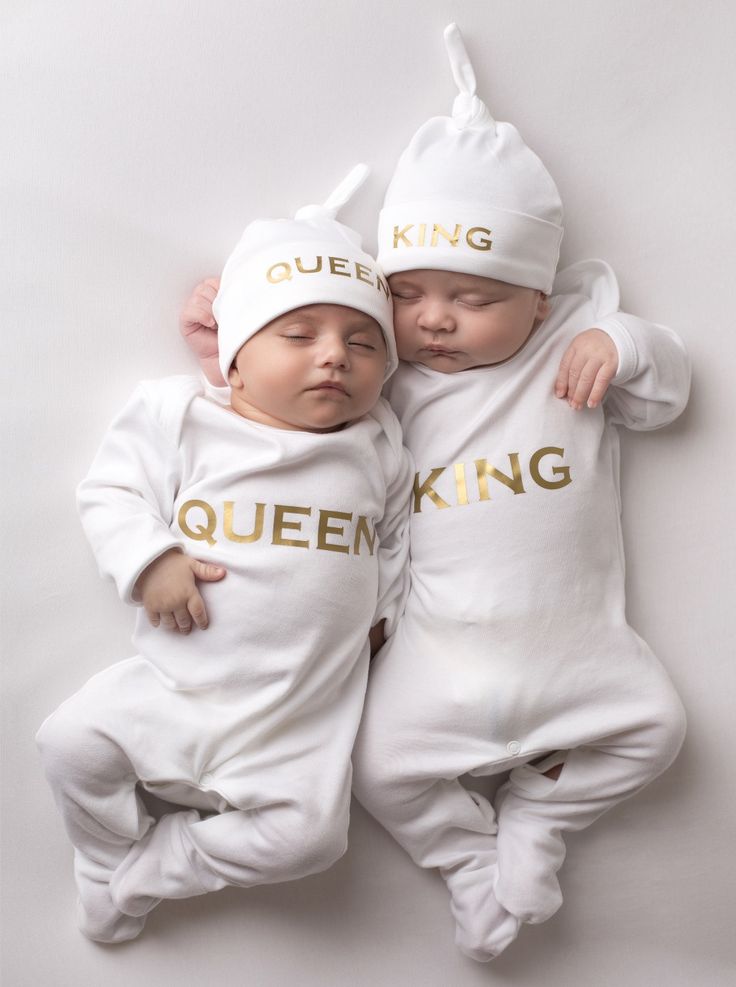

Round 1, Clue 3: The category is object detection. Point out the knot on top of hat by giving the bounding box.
[294,163,370,222]
[444,22,496,131]
[451,92,494,130]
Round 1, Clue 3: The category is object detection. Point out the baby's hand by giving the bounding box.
[180,277,226,387]
[135,549,226,634]
[555,328,618,410]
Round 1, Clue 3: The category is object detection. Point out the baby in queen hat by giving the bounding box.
[37,165,412,943]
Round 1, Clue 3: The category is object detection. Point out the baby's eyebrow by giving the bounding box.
[348,322,383,336]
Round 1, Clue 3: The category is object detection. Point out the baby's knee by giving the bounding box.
[36,699,119,787]
[654,690,687,764]
[639,688,687,779]
[36,702,88,780]
[289,801,348,876]
[351,735,409,814]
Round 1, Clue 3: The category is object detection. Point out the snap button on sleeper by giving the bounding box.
[506,740,522,755]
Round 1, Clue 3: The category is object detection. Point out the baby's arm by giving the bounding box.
[78,383,225,632]
[371,404,414,644]
[180,278,225,386]
[555,315,690,428]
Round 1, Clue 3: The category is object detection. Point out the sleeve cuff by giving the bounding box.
[595,315,639,385]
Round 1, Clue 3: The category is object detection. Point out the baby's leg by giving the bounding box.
[352,650,519,960]
[36,695,154,943]
[494,690,687,924]
[110,794,350,917]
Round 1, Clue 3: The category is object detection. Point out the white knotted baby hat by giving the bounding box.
[214,164,397,380]
[377,24,564,293]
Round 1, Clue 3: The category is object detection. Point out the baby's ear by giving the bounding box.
[227,364,242,389]
[536,292,551,321]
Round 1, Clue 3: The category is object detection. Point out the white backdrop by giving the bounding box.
[2,1,735,984]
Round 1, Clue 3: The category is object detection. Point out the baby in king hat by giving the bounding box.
[350,25,690,959]
[36,165,412,943]
[182,24,690,962]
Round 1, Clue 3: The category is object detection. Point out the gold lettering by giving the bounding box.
[353,515,376,556]
[329,256,350,277]
[475,455,525,499]
[529,447,572,490]
[454,463,469,506]
[295,256,323,274]
[272,505,311,548]
[354,262,373,284]
[317,510,352,554]
[413,469,450,513]
[466,227,493,251]
[376,274,390,299]
[431,223,461,247]
[393,225,413,248]
[224,501,265,543]
[178,499,217,545]
[266,262,292,284]
[417,223,427,247]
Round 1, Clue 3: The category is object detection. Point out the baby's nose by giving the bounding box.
[318,337,350,366]
[418,301,455,332]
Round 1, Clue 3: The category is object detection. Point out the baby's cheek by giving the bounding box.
[393,327,416,359]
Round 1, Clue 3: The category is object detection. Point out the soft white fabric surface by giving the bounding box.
[3,2,734,984]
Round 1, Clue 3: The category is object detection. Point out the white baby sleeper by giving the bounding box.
[351,261,689,958]
[37,376,411,940]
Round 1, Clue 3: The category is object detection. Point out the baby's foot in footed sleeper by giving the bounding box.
[444,852,522,961]
[494,783,566,924]
[74,850,147,943]
[110,809,215,918]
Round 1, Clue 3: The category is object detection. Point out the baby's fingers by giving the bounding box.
[586,361,617,408]
[173,607,192,635]
[188,591,209,631]
[145,607,161,629]
[160,612,178,632]
[190,559,226,583]
[554,345,576,398]
[569,357,605,410]
[199,278,220,301]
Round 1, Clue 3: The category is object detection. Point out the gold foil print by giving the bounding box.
[355,262,373,284]
[295,256,323,274]
[393,225,413,248]
[317,509,352,554]
[353,515,376,556]
[178,499,218,545]
[529,447,572,489]
[266,262,292,284]
[224,501,265,543]
[272,504,311,548]
[328,256,350,277]
[430,224,461,248]
[454,463,469,505]
[475,455,525,499]
[466,227,492,251]
[413,469,450,513]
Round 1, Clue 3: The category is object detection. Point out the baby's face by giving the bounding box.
[228,304,387,432]
[389,269,550,372]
